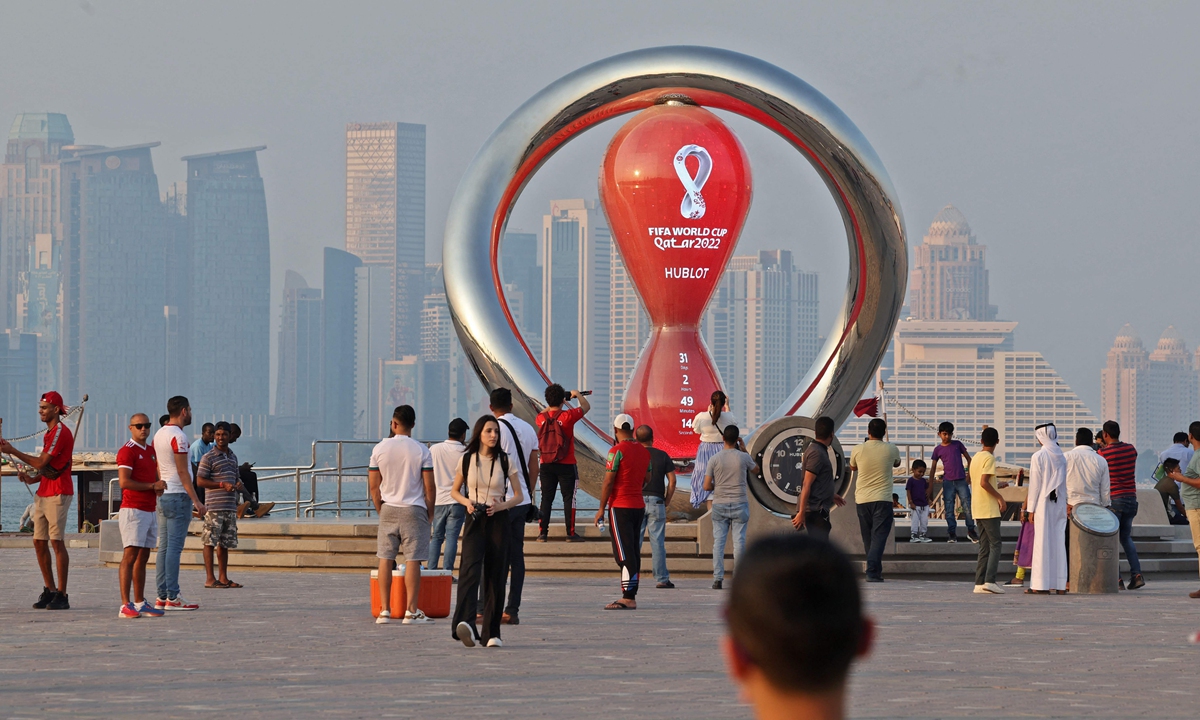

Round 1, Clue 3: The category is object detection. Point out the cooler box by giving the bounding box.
[369,568,453,618]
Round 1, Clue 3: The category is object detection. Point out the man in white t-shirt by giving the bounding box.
[152,396,206,611]
[429,418,469,571]
[369,404,436,625]
[491,388,539,626]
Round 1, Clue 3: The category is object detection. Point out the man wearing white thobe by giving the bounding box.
[1028,423,1068,593]
[1066,427,1111,510]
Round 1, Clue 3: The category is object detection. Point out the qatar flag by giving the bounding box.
[853,397,880,418]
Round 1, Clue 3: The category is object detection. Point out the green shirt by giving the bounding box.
[1182,451,1200,509]
[851,440,901,504]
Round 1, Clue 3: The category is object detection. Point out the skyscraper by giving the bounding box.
[702,250,820,429]
[0,329,39,438]
[1100,325,1199,450]
[353,263,393,439]
[610,244,650,416]
[276,270,322,418]
[542,199,611,418]
[59,142,167,448]
[184,147,270,433]
[908,205,996,321]
[1,112,73,390]
[345,122,426,359]
[322,247,362,437]
[500,230,541,355]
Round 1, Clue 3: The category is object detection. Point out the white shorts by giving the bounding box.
[119,507,158,548]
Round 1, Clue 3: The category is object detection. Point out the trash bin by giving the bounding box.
[1068,502,1120,594]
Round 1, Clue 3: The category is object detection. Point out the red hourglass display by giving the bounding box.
[599,102,753,459]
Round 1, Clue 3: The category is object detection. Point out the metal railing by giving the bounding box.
[251,440,380,519]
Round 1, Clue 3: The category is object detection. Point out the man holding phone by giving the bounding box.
[196,421,244,589]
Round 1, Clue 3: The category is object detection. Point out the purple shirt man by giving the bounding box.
[931,440,969,481]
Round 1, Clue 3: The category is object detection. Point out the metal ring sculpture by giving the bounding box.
[443,46,907,512]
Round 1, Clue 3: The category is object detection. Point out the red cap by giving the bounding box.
[40,391,67,415]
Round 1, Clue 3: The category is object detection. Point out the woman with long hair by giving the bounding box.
[450,415,523,648]
[690,391,740,509]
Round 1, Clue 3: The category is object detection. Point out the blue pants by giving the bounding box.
[942,479,976,538]
[1110,495,1142,577]
[857,501,893,580]
[639,496,670,583]
[429,503,466,570]
[155,492,193,600]
[712,501,749,581]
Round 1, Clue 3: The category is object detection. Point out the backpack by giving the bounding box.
[537,410,570,464]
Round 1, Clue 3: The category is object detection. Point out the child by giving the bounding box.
[906,459,932,543]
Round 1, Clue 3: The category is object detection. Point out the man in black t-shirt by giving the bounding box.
[636,425,677,588]
[792,416,845,541]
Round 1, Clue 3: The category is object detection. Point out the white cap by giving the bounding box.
[613,413,635,431]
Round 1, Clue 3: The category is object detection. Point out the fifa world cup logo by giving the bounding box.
[599,102,753,459]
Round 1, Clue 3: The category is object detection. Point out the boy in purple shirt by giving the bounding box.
[906,459,931,543]
[930,422,977,543]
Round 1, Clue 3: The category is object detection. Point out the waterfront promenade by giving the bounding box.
[0,548,1197,718]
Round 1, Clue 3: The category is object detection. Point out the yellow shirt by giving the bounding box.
[850,440,901,504]
[970,450,1000,519]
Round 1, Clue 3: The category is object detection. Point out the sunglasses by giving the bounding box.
[130,423,152,430]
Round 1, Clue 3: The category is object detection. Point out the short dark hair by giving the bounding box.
[1102,420,1121,440]
[726,535,864,693]
[1076,427,1094,447]
[159,414,169,427]
[392,405,416,429]
[201,422,215,432]
[911,458,927,471]
[544,383,567,407]
[230,423,242,440]
[722,424,740,445]
[981,427,999,446]
[215,421,232,434]
[634,424,653,443]
[1174,431,1189,445]
[166,395,189,418]
[938,421,954,434]
[1190,421,1200,443]
[814,416,834,440]
[867,418,886,439]
[448,417,469,440]
[489,387,513,412]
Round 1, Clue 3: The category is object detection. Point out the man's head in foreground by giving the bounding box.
[724,534,874,720]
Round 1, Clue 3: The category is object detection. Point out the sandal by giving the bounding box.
[1024,588,1049,595]
[222,581,243,589]
[205,580,230,589]
[604,600,635,610]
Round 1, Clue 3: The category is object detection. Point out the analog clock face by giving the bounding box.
[766,433,808,497]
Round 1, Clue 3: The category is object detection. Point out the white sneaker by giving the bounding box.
[456,621,476,647]
[973,584,988,594]
[486,637,503,647]
[402,609,434,624]
[919,536,933,543]
[984,583,1006,594]
[376,610,392,625]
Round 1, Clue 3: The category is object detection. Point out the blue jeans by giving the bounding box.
[639,496,670,583]
[711,501,749,581]
[1110,495,1142,577]
[942,479,976,538]
[857,501,894,580]
[155,492,193,600]
[429,503,466,570]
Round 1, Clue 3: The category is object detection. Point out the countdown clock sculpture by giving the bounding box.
[442,46,907,514]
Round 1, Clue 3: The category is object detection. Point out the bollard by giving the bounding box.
[1068,502,1120,594]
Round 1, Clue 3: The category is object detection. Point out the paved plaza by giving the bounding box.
[0,548,1198,718]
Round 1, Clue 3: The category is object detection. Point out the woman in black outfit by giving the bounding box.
[450,415,524,647]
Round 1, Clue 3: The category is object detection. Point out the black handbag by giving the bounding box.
[499,418,540,524]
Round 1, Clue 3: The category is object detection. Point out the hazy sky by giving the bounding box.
[4,0,1198,416]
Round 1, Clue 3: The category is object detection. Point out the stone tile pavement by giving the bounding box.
[0,548,1198,718]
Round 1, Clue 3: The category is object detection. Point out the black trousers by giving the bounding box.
[609,507,645,600]
[856,501,893,580]
[804,510,832,541]
[452,509,510,643]
[504,507,526,613]
[538,463,578,535]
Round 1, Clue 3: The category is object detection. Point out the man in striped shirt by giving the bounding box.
[196,422,244,589]
[1098,420,1144,590]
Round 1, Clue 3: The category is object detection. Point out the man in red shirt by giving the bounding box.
[1,391,75,610]
[116,413,167,618]
[535,383,590,542]
[595,414,649,610]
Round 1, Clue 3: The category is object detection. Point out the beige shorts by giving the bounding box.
[32,494,73,541]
